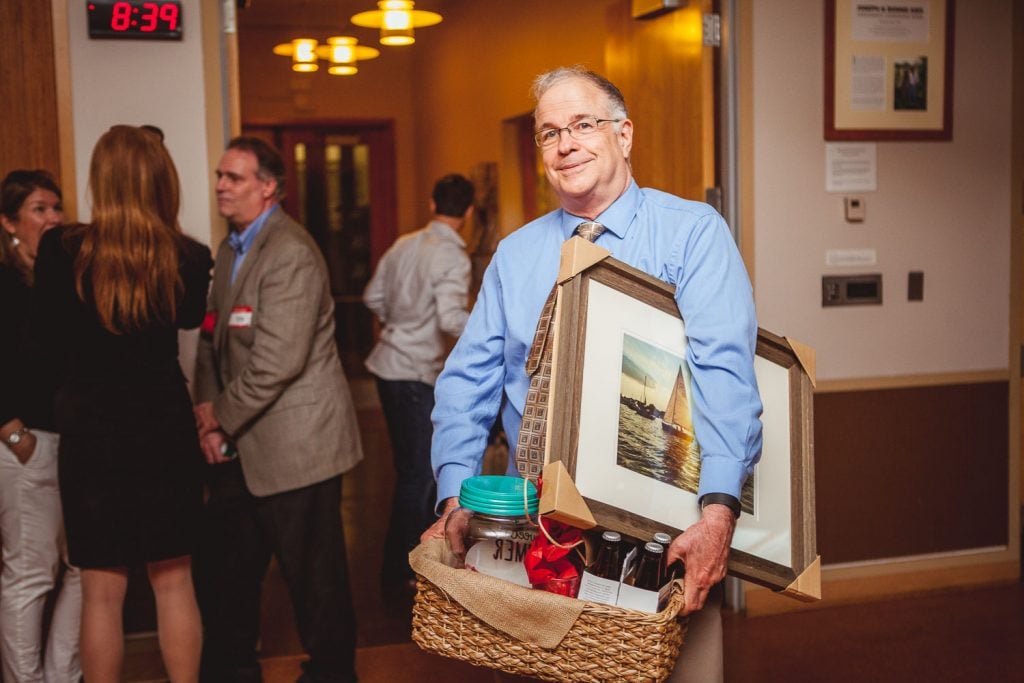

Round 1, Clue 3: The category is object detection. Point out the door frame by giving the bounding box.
[241,118,398,267]
[1011,1,1024,558]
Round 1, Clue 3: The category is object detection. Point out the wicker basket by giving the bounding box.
[412,573,687,682]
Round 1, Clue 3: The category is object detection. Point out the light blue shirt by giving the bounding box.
[228,205,277,284]
[431,180,763,507]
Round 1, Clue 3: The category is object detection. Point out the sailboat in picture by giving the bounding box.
[622,374,658,419]
[661,366,694,438]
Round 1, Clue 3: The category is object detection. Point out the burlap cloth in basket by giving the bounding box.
[408,539,584,648]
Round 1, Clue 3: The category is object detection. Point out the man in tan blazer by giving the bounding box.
[193,136,363,683]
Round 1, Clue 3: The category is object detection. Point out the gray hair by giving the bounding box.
[531,66,629,122]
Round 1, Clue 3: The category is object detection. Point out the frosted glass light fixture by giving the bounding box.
[350,0,442,46]
[272,38,320,72]
[318,36,380,76]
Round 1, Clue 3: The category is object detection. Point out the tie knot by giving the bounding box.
[228,231,245,255]
[575,221,606,243]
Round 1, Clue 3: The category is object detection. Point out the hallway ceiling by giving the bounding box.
[237,0,449,33]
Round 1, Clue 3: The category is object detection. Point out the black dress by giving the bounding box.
[33,225,213,568]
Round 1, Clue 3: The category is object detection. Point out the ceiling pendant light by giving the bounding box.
[319,36,380,76]
[350,0,442,46]
[272,38,320,72]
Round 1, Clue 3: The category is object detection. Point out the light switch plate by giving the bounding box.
[844,196,866,222]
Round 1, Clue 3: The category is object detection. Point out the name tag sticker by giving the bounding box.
[228,306,253,328]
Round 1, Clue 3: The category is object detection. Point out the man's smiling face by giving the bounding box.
[534,77,633,219]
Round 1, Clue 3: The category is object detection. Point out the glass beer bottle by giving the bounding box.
[652,531,684,581]
[591,530,623,580]
[652,531,672,548]
[633,542,664,591]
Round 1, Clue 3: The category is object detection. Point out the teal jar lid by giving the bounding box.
[459,475,539,516]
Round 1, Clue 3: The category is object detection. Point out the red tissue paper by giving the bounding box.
[524,515,583,592]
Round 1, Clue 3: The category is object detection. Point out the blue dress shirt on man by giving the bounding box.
[228,204,277,285]
[431,180,762,508]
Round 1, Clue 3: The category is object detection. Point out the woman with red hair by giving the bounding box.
[33,126,212,682]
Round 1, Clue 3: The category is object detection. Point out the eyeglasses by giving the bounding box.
[533,116,621,148]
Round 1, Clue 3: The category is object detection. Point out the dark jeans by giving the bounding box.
[375,378,436,585]
[195,460,357,683]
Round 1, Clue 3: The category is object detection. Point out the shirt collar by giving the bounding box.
[558,179,640,240]
[427,219,466,248]
[229,204,278,255]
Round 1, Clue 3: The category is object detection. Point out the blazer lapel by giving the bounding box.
[215,206,280,348]
[223,208,282,313]
[212,239,235,352]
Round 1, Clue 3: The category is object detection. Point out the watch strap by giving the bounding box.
[699,492,741,518]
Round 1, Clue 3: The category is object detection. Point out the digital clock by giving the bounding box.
[87,1,183,40]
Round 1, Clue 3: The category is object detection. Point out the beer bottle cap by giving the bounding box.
[652,532,672,545]
[644,542,664,554]
[601,531,621,542]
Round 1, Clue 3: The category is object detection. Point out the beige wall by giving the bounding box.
[750,1,1013,381]
[63,0,223,245]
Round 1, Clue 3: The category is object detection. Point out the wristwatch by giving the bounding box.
[4,426,31,446]
[700,492,741,519]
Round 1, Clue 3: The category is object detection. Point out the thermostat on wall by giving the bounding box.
[87,1,183,40]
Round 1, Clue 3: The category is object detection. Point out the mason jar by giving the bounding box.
[450,475,539,587]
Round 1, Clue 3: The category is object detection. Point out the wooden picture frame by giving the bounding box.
[548,254,817,591]
[825,0,955,141]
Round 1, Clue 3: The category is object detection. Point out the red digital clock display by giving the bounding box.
[87,1,183,40]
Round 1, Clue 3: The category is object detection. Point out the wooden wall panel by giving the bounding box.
[605,0,715,202]
[0,1,60,177]
[815,382,1009,564]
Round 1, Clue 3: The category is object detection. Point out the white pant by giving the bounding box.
[0,430,82,683]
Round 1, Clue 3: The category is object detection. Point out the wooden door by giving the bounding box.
[605,0,717,203]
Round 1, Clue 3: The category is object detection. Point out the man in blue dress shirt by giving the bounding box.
[422,66,763,682]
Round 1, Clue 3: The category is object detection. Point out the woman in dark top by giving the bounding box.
[0,170,82,682]
[33,126,212,683]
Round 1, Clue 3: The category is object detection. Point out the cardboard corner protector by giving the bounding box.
[557,236,610,284]
[784,336,817,388]
[780,555,821,602]
[539,460,597,529]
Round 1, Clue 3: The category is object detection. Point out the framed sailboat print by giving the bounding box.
[547,239,818,594]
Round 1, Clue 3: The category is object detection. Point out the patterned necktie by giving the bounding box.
[516,222,606,481]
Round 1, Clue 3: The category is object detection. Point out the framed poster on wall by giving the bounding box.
[825,0,955,140]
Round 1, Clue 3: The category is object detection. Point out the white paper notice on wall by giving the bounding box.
[826,143,877,193]
[825,249,877,267]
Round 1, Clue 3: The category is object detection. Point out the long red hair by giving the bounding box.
[75,125,183,334]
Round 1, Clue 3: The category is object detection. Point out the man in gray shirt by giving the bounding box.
[363,173,474,590]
